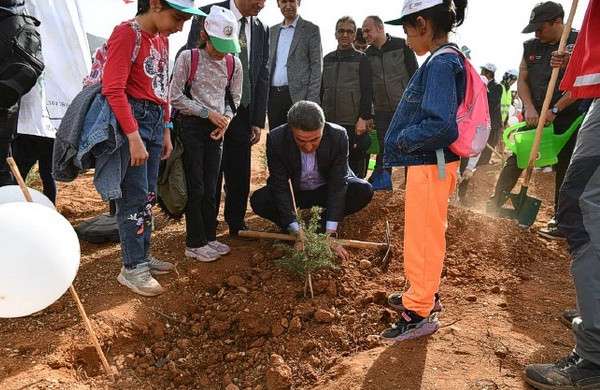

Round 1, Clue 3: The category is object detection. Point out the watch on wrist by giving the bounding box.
[199,107,209,119]
[551,105,560,115]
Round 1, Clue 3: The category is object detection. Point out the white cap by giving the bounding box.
[204,6,240,54]
[402,0,444,18]
[505,69,519,77]
[481,63,497,73]
[386,0,444,25]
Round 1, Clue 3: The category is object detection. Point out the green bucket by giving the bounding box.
[503,116,584,169]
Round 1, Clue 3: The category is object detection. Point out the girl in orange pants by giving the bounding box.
[379,0,469,341]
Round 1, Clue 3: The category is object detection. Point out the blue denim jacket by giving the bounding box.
[76,93,128,201]
[384,45,466,167]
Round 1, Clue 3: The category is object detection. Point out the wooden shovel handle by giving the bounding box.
[523,0,579,187]
[238,230,389,250]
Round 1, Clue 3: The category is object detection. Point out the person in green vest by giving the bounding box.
[500,69,518,126]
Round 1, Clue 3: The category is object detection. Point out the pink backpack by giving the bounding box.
[83,20,142,87]
[431,46,491,157]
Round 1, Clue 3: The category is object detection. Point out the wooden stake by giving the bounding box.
[6,157,115,379]
[289,179,315,298]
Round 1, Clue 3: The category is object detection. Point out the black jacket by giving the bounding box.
[184,1,270,129]
[266,123,351,227]
[487,79,503,130]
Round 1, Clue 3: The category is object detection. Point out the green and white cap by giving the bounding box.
[165,0,206,16]
[204,5,241,54]
[386,0,444,25]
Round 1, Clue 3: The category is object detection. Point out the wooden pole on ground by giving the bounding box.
[6,157,115,379]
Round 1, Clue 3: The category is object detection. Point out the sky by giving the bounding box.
[79,0,589,82]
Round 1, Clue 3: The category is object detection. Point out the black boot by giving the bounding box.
[525,351,600,389]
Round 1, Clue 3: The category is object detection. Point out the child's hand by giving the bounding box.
[161,128,173,160]
[210,127,227,140]
[127,131,148,166]
[208,111,230,129]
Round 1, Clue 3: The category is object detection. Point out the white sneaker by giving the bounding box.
[185,245,220,262]
[208,240,231,255]
[117,266,165,296]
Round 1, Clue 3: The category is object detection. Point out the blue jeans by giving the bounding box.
[115,100,164,270]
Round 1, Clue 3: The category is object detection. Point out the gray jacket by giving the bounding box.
[269,16,322,104]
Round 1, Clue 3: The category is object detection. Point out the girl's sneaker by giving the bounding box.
[388,292,443,314]
[117,266,165,297]
[208,240,231,255]
[185,246,220,262]
[380,310,440,343]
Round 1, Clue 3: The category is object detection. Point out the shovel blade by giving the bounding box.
[498,188,542,227]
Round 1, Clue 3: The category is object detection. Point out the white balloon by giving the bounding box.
[0,185,55,209]
[0,202,80,318]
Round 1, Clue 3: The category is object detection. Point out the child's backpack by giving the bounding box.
[171,48,236,120]
[431,45,491,157]
[83,20,142,87]
[157,48,236,219]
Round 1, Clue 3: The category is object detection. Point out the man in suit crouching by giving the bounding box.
[250,101,374,260]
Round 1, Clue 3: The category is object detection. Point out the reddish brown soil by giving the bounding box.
[0,149,574,390]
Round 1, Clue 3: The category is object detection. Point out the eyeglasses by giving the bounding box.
[336,28,355,35]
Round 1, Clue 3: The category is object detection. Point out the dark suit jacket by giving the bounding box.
[266,122,351,227]
[268,16,322,104]
[185,1,270,129]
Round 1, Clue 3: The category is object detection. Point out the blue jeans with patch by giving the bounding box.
[115,100,164,270]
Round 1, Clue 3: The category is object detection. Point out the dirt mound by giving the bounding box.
[0,167,574,389]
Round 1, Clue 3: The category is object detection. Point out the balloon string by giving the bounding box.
[5,157,115,379]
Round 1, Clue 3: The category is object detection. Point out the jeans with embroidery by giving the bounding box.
[115,101,163,270]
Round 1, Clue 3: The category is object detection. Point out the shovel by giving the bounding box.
[498,0,579,227]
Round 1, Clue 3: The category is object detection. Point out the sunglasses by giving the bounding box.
[336,28,355,35]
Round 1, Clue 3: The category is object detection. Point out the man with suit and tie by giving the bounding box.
[185,0,270,236]
[268,0,322,129]
[250,101,374,259]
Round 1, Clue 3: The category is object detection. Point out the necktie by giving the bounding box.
[239,17,251,108]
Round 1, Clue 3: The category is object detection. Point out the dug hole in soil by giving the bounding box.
[0,152,575,390]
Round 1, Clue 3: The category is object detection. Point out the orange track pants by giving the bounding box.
[401,161,459,318]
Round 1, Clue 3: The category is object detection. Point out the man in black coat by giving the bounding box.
[184,0,270,236]
[250,101,374,259]
[0,0,43,187]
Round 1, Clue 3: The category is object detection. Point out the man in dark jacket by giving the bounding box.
[184,0,270,236]
[321,16,373,178]
[362,15,418,190]
[478,63,503,166]
[0,0,42,186]
[488,1,583,240]
[250,101,373,258]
